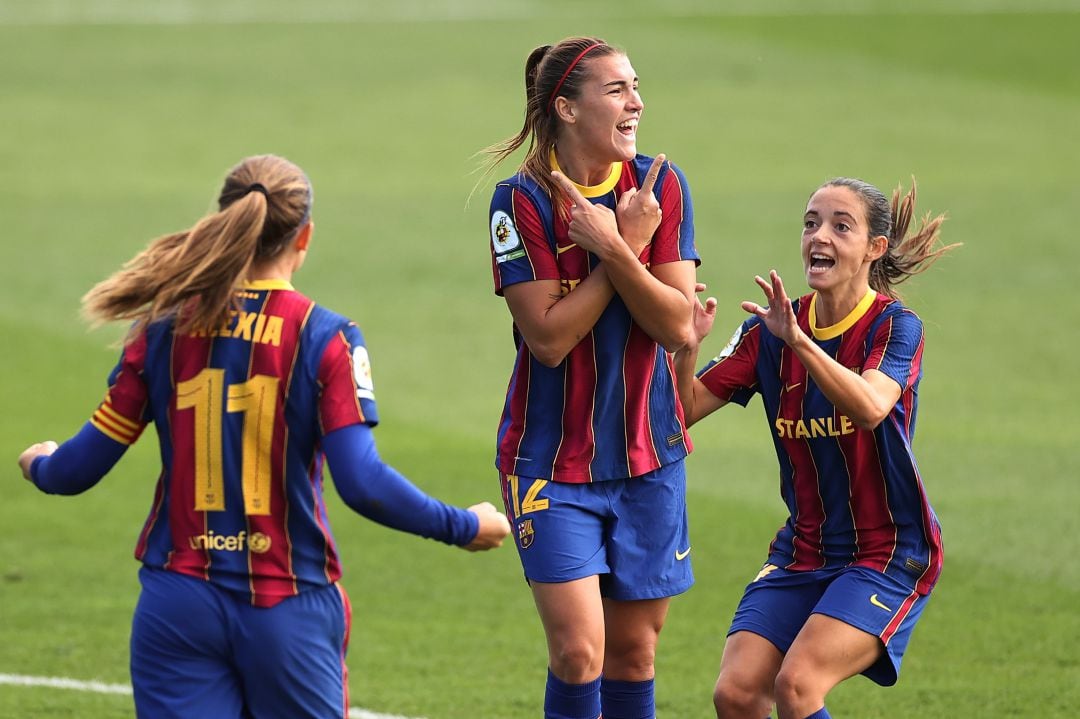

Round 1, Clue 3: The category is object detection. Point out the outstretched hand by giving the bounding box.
[615,153,665,258]
[741,270,803,346]
[18,440,57,481]
[691,281,718,349]
[463,501,511,551]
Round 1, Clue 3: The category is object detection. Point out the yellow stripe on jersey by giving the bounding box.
[91,401,146,445]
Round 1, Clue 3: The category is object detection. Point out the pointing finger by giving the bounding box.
[639,153,666,195]
[551,171,590,208]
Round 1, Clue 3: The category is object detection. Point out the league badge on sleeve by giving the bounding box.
[352,346,375,401]
[712,325,744,363]
[491,210,526,263]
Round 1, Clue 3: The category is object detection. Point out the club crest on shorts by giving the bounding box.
[516,518,535,549]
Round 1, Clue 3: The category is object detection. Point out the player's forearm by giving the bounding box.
[515,269,616,367]
[788,335,895,429]
[29,422,127,495]
[323,424,479,546]
[602,252,693,352]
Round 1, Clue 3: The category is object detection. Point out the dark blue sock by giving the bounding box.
[803,708,832,719]
[544,669,601,719]
[600,677,654,719]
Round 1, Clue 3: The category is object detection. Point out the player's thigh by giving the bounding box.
[130,567,243,719]
[532,576,606,680]
[808,565,929,686]
[234,582,350,719]
[780,613,882,697]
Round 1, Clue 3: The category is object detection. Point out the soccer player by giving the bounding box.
[483,36,700,719]
[17,154,510,719]
[675,178,956,719]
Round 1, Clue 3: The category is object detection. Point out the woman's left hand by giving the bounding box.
[741,270,804,347]
[615,154,665,258]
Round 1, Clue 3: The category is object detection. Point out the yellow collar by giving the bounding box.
[809,289,876,340]
[242,279,294,291]
[549,149,622,198]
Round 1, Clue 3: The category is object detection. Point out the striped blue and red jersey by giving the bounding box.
[697,290,943,595]
[489,153,699,483]
[89,279,378,607]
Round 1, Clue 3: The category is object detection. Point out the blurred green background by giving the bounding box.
[1,1,1077,717]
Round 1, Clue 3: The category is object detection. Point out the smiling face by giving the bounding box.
[556,52,642,166]
[802,185,888,296]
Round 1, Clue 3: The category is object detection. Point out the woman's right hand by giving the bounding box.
[18,440,57,481]
[464,502,512,551]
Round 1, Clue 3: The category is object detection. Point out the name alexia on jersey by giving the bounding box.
[190,308,285,346]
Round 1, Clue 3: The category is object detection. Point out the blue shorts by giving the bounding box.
[728,564,930,686]
[500,462,693,601]
[130,566,351,718]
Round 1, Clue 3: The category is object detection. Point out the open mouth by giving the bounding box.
[616,118,638,137]
[809,253,835,272]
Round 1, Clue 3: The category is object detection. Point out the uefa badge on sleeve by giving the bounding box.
[516,518,535,549]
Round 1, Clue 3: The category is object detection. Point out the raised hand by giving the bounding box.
[741,270,803,346]
[463,501,511,551]
[550,170,622,257]
[691,281,718,348]
[616,153,665,258]
[18,440,58,481]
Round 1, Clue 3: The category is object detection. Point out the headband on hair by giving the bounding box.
[245,183,270,198]
[547,43,605,111]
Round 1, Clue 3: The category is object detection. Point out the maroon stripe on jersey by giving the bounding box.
[512,188,553,278]
[134,469,167,561]
[904,335,924,438]
[779,330,826,570]
[880,590,920,643]
[837,322,897,573]
[497,351,531,473]
[247,291,313,607]
[166,331,215,578]
[665,351,693,454]
[623,326,661,475]
[554,333,596,481]
[317,329,367,434]
[653,170,686,263]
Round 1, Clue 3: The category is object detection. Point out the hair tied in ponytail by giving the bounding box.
[245,183,270,198]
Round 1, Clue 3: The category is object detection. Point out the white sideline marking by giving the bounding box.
[0,674,426,719]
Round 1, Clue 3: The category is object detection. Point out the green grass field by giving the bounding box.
[1,2,1078,717]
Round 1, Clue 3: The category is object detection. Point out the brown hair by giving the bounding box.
[480,36,621,213]
[82,154,312,338]
[820,177,958,299]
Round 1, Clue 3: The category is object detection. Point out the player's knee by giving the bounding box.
[713,673,769,719]
[773,663,819,711]
[549,638,603,682]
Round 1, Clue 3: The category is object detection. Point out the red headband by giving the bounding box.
[547,43,605,111]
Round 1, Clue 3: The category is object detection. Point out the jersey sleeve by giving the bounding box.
[91,332,150,445]
[490,182,559,295]
[696,319,761,407]
[650,161,699,267]
[317,322,379,435]
[865,308,924,390]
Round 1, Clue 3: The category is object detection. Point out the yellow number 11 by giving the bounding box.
[176,369,279,515]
